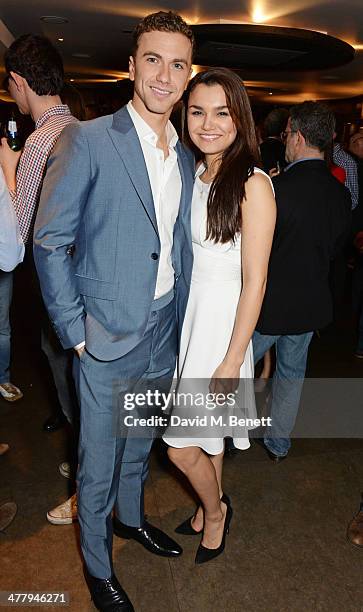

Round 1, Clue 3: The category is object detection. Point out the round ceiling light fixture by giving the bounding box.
[40,16,69,24]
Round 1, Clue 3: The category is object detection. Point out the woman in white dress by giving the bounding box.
[163,68,276,563]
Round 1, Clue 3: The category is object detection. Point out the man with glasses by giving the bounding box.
[253,101,351,461]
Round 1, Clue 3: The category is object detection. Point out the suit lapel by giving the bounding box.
[107,106,158,234]
[107,107,194,241]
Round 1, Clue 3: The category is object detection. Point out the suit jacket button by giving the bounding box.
[151,253,159,260]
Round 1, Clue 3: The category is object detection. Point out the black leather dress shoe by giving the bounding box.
[43,413,66,433]
[113,517,182,557]
[85,572,134,612]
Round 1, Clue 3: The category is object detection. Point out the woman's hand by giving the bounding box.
[0,137,21,170]
[269,166,280,178]
[0,138,21,191]
[209,359,241,396]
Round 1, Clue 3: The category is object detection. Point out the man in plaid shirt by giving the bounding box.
[333,127,359,210]
[0,35,78,515]
[0,35,77,242]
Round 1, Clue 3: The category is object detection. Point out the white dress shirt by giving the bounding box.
[0,166,24,272]
[127,101,182,299]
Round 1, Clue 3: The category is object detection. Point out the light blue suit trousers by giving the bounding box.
[73,295,177,579]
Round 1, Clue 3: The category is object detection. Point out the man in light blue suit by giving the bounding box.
[34,12,194,612]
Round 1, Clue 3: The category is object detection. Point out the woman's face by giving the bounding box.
[187,83,237,157]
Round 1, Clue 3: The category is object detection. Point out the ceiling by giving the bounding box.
[0,0,362,104]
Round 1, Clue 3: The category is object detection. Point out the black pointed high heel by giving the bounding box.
[195,495,233,564]
[175,508,203,535]
[175,493,229,536]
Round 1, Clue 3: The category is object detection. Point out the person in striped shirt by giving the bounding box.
[0,35,79,513]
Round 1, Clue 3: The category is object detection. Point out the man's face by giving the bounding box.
[284,117,299,163]
[8,74,30,115]
[129,30,192,119]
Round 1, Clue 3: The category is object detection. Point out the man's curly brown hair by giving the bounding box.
[132,11,195,60]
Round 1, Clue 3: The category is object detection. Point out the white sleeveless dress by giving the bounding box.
[163,165,271,455]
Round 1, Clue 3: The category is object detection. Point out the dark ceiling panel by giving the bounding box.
[193,24,355,71]
[198,41,307,68]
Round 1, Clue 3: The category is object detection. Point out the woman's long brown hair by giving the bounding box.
[184,68,260,243]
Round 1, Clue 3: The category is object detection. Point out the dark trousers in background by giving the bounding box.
[0,271,13,384]
[352,254,363,352]
[40,320,78,428]
[23,244,79,427]
[330,254,347,319]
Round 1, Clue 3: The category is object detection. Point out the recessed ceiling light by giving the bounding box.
[268,91,273,95]
[252,9,266,23]
[251,2,268,24]
[40,16,68,24]
[58,38,64,42]
[72,53,91,59]
[70,79,74,82]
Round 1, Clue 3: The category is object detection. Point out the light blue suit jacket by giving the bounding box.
[33,106,194,361]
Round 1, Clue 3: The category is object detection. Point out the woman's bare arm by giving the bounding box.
[210,171,276,390]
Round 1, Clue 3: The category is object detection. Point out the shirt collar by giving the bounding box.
[285,157,325,171]
[195,161,206,178]
[35,105,71,129]
[127,100,178,149]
